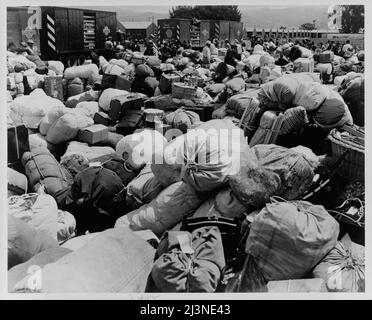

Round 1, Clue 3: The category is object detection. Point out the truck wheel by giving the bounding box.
[67,55,77,67]
[77,54,86,66]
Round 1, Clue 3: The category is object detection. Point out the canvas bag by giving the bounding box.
[245,200,339,281]
[12,228,155,293]
[312,233,364,292]
[8,193,59,240]
[8,215,59,270]
[115,181,202,237]
[150,227,225,292]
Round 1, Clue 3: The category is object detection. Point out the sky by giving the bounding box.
[99,5,325,14]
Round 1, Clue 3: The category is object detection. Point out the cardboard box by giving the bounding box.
[267,278,327,293]
[78,124,109,145]
[94,112,112,126]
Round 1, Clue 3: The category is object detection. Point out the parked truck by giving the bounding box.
[7,6,117,66]
[157,18,243,48]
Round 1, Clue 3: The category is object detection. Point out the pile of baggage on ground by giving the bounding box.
[7,42,365,293]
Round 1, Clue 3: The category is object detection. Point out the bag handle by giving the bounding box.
[270,196,288,204]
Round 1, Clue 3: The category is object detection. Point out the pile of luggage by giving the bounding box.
[7,42,365,293]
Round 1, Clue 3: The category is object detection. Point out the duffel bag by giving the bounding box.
[150,227,225,292]
[22,147,68,197]
[245,200,339,281]
[8,193,59,240]
[312,233,364,292]
[125,164,164,211]
[115,181,202,237]
[8,215,59,270]
[12,228,155,293]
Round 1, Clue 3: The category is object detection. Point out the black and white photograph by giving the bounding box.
[2,0,368,299]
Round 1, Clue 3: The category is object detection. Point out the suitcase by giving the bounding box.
[44,76,64,101]
[94,112,112,126]
[116,110,145,136]
[319,51,335,63]
[109,96,127,122]
[115,75,131,91]
[8,124,30,166]
[293,58,314,73]
[159,73,182,94]
[184,105,215,122]
[101,74,118,89]
[109,95,144,122]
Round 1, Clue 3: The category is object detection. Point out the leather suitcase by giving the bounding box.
[116,110,145,136]
[101,74,118,89]
[115,75,131,91]
[109,95,144,122]
[184,105,215,122]
[8,124,30,165]
[94,112,112,126]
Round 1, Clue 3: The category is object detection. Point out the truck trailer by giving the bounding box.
[7,6,117,66]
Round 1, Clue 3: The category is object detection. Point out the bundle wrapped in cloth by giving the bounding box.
[229,144,320,210]
[151,119,255,192]
[245,200,339,281]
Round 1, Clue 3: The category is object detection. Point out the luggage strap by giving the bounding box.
[263,113,285,144]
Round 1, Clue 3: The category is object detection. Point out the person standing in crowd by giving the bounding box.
[342,40,353,55]
[235,39,242,55]
[241,42,250,60]
[224,45,240,67]
[202,40,212,67]
[130,40,140,52]
[275,49,290,66]
[210,39,218,57]
[144,40,156,56]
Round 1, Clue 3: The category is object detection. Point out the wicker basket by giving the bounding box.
[328,128,365,181]
[171,82,198,100]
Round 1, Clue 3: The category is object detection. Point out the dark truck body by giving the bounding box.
[7,6,117,65]
[157,18,243,48]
